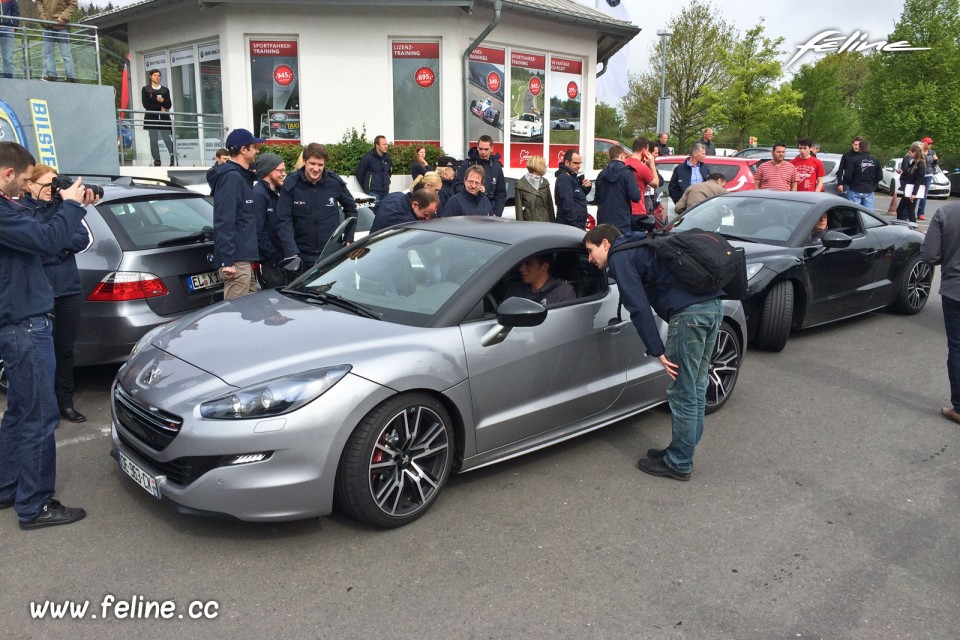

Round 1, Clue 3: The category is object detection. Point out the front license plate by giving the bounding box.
[187,270,223,291]
[118,451,161,500]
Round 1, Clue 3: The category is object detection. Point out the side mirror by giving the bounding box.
[821,230,852,249]
[496,296,547,327]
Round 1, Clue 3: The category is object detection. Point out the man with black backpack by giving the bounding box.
[584,223,725,481]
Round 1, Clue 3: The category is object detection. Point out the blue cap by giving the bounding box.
[225,128,265,150]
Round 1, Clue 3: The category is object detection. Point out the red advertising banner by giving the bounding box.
[549,145,580,169]
[469,46,505,64]
[250,40,298,56]
[551,57,582,74]
[393,42,440,59]
[511,143,546,168]
[510,51,545,70]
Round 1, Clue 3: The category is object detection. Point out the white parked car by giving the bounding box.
[881,157,951,199]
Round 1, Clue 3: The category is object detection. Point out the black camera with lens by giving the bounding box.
[50,176,104,200]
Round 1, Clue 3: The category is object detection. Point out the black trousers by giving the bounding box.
[52,294,82,411]
[896,195,917,222]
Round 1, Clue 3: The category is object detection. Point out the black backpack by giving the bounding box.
[609,230,748,300]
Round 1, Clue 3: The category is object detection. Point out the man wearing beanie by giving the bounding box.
[253,152,287,288]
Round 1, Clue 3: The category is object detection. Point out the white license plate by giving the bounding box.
[188,270,223,291]
[118,451,161,500]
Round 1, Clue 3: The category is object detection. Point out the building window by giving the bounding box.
[548,57,583,167]
[391,40,441,145]
[508,50,546,168]
[467,45,505,156]
[198,42,223,117]
[249,38,300,142]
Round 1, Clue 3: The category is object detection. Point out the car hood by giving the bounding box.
[145,291,468,389]
[732,240,797,260]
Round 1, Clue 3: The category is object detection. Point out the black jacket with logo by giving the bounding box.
[276,168,357,259]
[208,160,260,268]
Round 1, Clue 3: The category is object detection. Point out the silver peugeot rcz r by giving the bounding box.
[111,218,746,527]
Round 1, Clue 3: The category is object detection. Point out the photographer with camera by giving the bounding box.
[21,164,90,423]
[0,141,98,529]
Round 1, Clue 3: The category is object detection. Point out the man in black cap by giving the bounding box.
[207,128,263,300]
[435,155,459,211]
[253,152,287,288]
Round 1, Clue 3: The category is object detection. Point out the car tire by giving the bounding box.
[334,393,453,528]
[893,256,933,315]
[705,321,741,414]
[493,112,500,127]
[753,280,794,352]
[470,100,477,112]
[889,179,897,195]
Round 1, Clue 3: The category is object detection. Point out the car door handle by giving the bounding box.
[603,320,630,334]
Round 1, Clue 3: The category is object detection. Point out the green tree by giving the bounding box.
[764,53,867,146]
[620,0,735,151]
[702,23,802,149]
[861,0,960,149]
[594,101,625,141]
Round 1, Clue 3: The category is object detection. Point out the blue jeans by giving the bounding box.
[917,175,933,217]
[662,298,723,474]
[0,316,60,521]
[0,30,14,79]
[42,27,75,80]
[943,296,960,412]
[845,190,874,209]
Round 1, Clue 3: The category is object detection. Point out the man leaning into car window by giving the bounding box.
[208,128,263,300]
[503,254,576,307]
[0,141,96,530]
[584,223,724,482]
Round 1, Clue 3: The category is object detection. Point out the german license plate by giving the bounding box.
[118,450,161,500]
[187,270,223,291]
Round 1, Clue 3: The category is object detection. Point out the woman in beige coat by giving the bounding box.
[515,155,555,222]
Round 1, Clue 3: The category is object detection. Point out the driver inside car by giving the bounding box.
[503,254,576,307]
[807,212,829,243]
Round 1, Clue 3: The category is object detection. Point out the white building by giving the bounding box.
[86,0,638,170]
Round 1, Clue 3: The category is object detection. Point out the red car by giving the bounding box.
[656,155,759,193]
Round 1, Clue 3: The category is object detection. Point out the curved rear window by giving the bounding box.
[97,195,213,250]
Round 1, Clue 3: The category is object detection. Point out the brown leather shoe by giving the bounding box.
[941,407,960,425]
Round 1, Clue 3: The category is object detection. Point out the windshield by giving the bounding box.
[99,195,213,250]
[288,228,505,326]
[671,195,813,245]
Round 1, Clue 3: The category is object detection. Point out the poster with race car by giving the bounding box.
[467,45,504,152]
[549,57,583,167]
[392,41,441,145]
[509,50,546,169]
[249,39,300,142]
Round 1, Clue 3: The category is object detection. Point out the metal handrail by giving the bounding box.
[1,15,100,82]
[118,109,225,167]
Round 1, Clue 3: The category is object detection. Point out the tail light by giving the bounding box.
[87,272,169,301]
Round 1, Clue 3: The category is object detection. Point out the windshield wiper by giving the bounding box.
[157,230,212,247]
[280,288,382,320]
[718,233,756,243]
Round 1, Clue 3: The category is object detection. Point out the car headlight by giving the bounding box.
[746,263,764,281]
[200,365,352,420]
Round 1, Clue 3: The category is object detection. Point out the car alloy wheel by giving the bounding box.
[706,321,741,414]
[335,393,453,528]
[894,257,933,314]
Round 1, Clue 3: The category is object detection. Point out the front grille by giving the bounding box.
[117,431,225,487]
[113,385,183,451]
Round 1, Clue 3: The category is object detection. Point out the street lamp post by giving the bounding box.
[656,29,672,137]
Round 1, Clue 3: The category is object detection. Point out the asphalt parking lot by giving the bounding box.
[1,194,957,640]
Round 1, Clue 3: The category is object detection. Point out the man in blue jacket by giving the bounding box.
[370,189,439,233]
[0,0,20,79]
[584,223,723,482]
[444,165,494,217]
[454,135,506,216]
[276,142,357,273]
[595,144,641,233]
[252,152,286,288]
[554,150,592,229]
[668,143,710,204]
[0,141,95,529]
[356,135,392,201]
[208,128,263,300]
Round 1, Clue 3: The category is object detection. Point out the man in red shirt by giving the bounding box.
[791,138,825,192]
[754,143,798,191]
[623,137,658,218]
